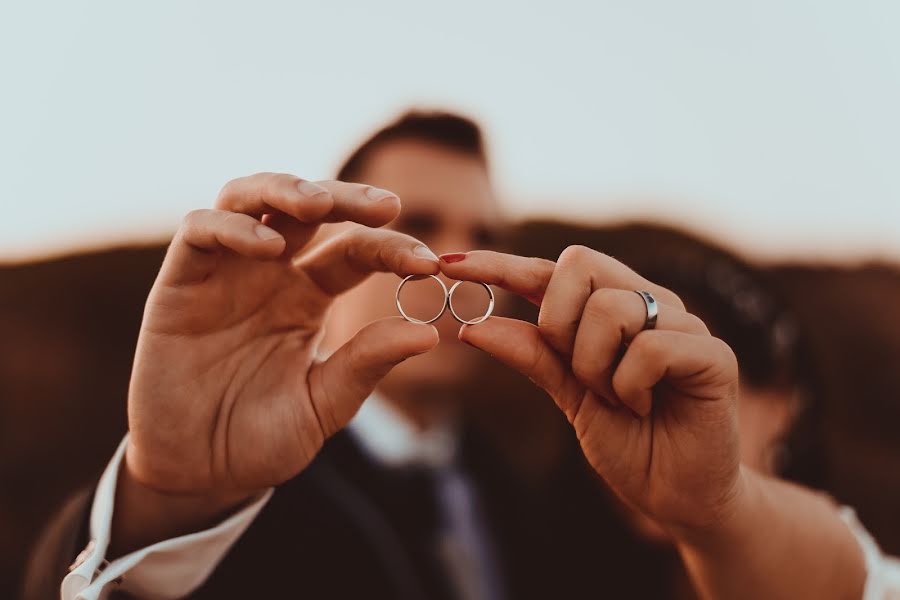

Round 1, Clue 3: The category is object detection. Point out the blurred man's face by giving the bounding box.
[324,139,503,400]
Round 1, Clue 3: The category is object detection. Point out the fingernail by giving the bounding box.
[297,180,329,198]
[254,224,282,241]
[365,187,398,202]
[439,252,467,263]
[413,245,440,262]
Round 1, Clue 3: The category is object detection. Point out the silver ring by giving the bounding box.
[448,281,495,325]
[396,275,449,324]
[634,290,658,330]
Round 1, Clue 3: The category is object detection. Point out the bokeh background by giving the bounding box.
[2,0,900,261]
[2,1,899,596]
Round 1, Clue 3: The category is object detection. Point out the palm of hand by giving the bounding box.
[128,253,332,493]
[120,174,444,500]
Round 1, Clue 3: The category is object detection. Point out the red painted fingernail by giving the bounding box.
[439,252,467,263]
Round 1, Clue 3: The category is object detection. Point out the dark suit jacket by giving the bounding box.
[22,429,678,599]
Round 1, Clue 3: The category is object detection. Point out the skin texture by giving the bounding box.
[114,140,506,554]
[115,173,445,553]
[439,247,743,531]
[440,248,866,600]
[112,166,866,599]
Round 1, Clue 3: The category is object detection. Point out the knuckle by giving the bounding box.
[658,288,685,310]
[631,330,665,361]
[712,336,739,369]
[584,288,620,322]
[346,326,385,372]
[685,312,711,335]
[373,240,391,269]
[522,332,560,397]
[581,292,626,341]
[557,244,593,265]
[217,177,245,201]
[298,176,330,197]
[531,258,557,279]
[383,241,407,269]
[525,336,546,379]
[261,173,285,201]
[346,336,367,368]
[182,208,212,228]
[269,171,299,190]
[255,171,281,186]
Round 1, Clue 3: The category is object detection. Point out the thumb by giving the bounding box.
[308,317,439,437]
[459,316,584,422]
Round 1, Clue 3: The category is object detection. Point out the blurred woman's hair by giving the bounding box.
[506,221,827,489]
[618,232,824,488]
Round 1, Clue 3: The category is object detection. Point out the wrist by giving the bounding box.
[668,465,762,552]
[109,451,263,558]
[667,466,868,600]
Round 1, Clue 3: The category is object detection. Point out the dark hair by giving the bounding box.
[336,110,487,182]
[587,225,826,485]
[635,251,801,390]
[642,252,827,488]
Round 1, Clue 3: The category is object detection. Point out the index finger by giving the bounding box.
[439,251,555,305]
[216,173,401,227]
[295,227,440,297]
[438,248,684,310]
[216,173,402,256]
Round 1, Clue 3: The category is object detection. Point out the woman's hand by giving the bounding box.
[439,246,743,535]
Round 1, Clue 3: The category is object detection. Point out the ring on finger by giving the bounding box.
[634,290,658,331]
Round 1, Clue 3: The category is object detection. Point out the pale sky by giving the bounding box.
[1,0,898,263]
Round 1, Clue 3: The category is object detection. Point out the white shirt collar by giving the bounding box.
[347,390,459,469]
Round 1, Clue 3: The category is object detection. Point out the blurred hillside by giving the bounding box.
[2,222,899,596]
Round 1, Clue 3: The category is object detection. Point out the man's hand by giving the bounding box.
[115,173,440,553]
[439,246,742,535]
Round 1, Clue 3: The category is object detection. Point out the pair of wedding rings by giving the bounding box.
[395,274,495,325]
